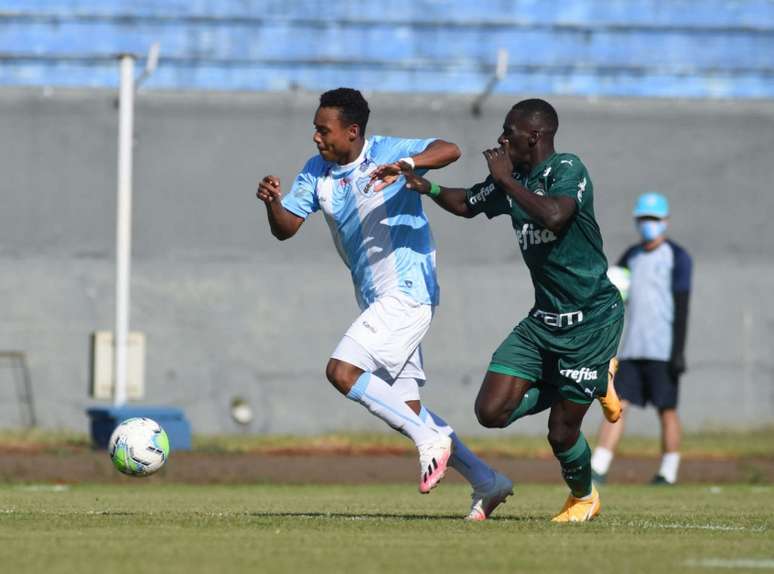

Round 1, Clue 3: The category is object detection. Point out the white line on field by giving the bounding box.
[15,485,70,492]
[619,520,768,532]
[685,558,774,569]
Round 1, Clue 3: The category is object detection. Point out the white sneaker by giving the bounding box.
[465,472,514,521]
[417,435,453,494]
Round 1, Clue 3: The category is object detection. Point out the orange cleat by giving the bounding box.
[551,486,601,523]
[598,357,622,423]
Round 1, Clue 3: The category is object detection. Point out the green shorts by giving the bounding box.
[488,315,624,405]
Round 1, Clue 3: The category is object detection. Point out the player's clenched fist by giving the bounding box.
[257,175,282,204]
[483,140,514,185]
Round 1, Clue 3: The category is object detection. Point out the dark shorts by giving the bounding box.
[488,315,624,405]
[616,359,679,409]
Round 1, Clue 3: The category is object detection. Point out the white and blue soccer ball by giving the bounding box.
[108,417,170,477]
[607,265,631,302]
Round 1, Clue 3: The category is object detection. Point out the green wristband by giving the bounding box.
[428,182,442,198]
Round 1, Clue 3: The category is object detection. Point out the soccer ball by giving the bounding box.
[108,417,170,476]
[607,265,631,302]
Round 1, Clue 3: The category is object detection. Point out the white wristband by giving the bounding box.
[399,156,415,169]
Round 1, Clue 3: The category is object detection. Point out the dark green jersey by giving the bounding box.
[466,152,622,331]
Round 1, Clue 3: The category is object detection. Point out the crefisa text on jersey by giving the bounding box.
[515,223,557,251]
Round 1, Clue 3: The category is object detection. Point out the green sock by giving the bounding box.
[555,433,593,498]
[506,383,559,426]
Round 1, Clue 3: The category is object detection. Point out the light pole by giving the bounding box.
[113,44,159,407]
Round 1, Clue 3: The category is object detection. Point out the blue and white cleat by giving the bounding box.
[465,472,514,521]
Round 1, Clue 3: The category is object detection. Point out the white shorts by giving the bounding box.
[331,291,433,383]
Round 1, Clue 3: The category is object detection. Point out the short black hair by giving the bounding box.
[319,88,370,135]
[512,98,558,133]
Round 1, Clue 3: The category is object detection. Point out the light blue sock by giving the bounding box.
[347,373,438,446]
[420,406,495,490]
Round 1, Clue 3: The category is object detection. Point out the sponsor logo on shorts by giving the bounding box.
[516,223,557,251]
[560,367,598,382]
[361,320,377,334]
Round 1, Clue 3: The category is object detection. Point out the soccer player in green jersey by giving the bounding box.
[396,98,624,522]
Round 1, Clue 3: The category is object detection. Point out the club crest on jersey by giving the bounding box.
[577,177,587,202]
[516,223,556,251]
[355,174,375,196]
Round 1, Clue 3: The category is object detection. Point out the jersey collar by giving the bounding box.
[329,139,371,178]
[529,152,558,179]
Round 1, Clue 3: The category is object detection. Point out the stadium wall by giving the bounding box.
[0,88,772,437]
[1,0,773,98]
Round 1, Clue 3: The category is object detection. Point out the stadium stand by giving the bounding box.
[0,0,772,97]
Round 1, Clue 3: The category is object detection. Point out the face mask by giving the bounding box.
[637,220,667,242]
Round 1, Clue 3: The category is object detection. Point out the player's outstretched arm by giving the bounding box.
[400,162,474,218]
[370,139,461,192]
[484,142,575,234]
[412,139,461,170]
[256,175,304,240]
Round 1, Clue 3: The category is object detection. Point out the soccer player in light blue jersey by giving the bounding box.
[256,88,512,519]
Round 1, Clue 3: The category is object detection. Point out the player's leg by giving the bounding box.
[392,352,500,491]
[392,349,511,508]
[654,408,681,484]
[417,405,514,520]
[551,317,623,521]
[474,322,551,428]
[591,399,629,484]
[548,399,600,522]
[329,293,451,492]
[591,359,645,483]
[475,372,562,427]
[597,357,623,422]
[326,357,440,446]
[649,361,682,484]
[326,296,444,449]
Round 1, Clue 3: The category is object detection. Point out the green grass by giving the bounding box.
[0,483,771,574]
[1,426,772,458]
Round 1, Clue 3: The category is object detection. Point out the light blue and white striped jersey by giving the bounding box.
[282,136,439,310]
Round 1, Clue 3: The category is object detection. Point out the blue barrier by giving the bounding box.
[86,406,192,451]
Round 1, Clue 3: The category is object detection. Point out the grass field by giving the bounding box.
[1,483,771,574]
[2,426,773,458]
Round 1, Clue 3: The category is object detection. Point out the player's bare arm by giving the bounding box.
[399,162,474,218]
[370,139,461,192]
[256,175,304,240]
[484,141,576,234]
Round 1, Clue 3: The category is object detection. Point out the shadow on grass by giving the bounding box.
[248,511,536,522]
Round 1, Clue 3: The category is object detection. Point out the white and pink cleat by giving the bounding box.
[417,435,453,494]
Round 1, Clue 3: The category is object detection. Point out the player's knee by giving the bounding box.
[547,426,576,453]
[325,359,357,395]
[475,398,507,428]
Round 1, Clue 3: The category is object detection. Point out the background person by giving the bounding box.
[592,192,693,485]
